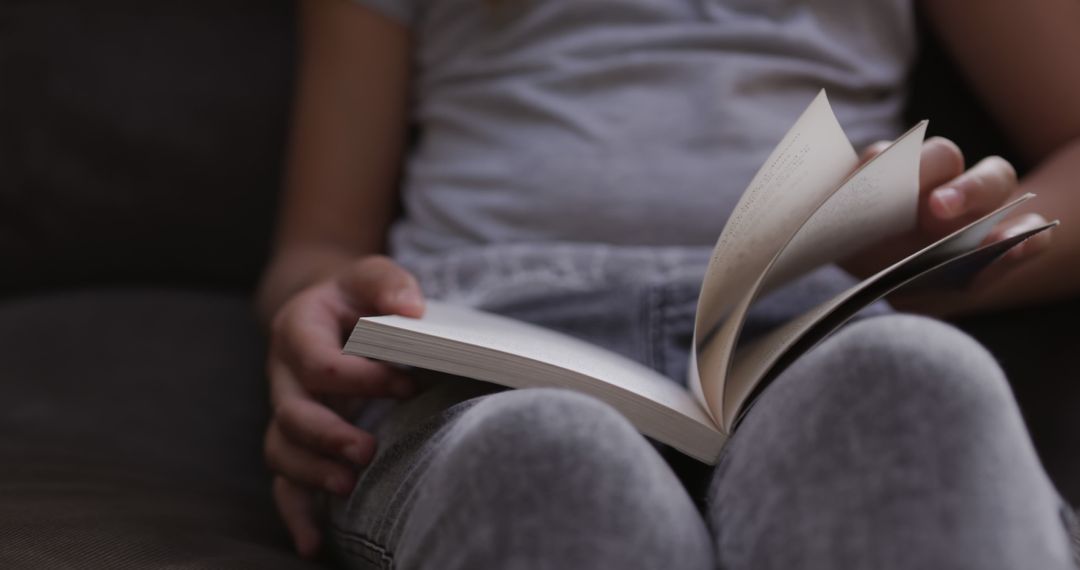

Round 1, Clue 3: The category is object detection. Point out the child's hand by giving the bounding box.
[263,255,424,557]
[841,137,1052,282]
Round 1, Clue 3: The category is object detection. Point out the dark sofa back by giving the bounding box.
[0,0,295,296]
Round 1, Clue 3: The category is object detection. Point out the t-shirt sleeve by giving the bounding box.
[351,0,415,27]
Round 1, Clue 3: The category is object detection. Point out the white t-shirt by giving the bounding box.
[354,0,916,260]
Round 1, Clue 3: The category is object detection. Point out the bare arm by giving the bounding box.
[920,0,1080,315]
[256,0,421,556]
[256,0,411,324]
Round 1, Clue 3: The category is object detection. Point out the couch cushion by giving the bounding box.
[0,290,318,568]
[0,1,294,296]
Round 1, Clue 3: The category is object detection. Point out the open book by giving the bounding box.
[344,91,1056,463]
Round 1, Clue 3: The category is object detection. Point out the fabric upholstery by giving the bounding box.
[0,0,294,296]
[0,290,316,568]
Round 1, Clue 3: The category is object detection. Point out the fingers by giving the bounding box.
[263,256,425,559]
[273,476,323,558]
[860,136,964,192]
[862,136,966,239]
[961,213,1054,290]
[859,137,965,244]
[987,212,1054,262]
[858,140,891,165]
[267,363,376,494]
[928,155,1017,223]
[918,137,966,196]
[271,367,378,465]
[273,318,414,397]
[271,286,415,398]
[265,354,381,559]
[267,256,423,398]
[265,418,358,494]
[341,255,425,317]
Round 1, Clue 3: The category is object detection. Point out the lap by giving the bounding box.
[329,379,710,570]
[328,314,1078,569]
[709,314,1077,569]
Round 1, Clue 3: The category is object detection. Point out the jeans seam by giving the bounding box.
[653,281,698,382]
[645,283,666,375]
[331,526,396,570]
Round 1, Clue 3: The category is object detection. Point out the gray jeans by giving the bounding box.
[328,244,1079,569]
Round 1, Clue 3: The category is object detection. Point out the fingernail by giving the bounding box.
[343,444,370,465]
[1001,225,1023,239]
[931,187,965,219]
[326,473,353,495]
[393,288,424,311]
[1001,220,1037,240]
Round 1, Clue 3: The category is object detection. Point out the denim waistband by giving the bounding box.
[395,242,882,383]
[397,242,714,309]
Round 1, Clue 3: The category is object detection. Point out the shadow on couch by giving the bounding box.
[0,1,1076,567]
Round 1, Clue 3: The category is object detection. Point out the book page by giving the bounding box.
[695,120,926,426]
[346,301,725,463]
[764,121,927,289]
[721,194,1046,430]
[690,91,859,421]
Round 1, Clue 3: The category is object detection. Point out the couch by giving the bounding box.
[1,2,1076,567]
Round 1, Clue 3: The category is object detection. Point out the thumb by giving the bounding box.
[858,140,891,166]
[340,256,425,318]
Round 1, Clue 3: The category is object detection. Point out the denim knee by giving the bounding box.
[436,388,651,473]
[727,313,1026,470]
[398,388,714,570]
[710,316,1071,570]
[786,314,1015,426]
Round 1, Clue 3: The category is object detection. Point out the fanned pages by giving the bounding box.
[689,90,859,422]
[693,106,927,426]
[726,209,1056,430]
[721,193,1044,430]
[344,90,1058,465]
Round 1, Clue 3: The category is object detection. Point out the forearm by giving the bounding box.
[255,195,396,327]
[912,1,1080,317]
[256,0,410,328]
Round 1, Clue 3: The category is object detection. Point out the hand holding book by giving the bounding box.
[842,137,1052,291]
[263,255,427,555]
